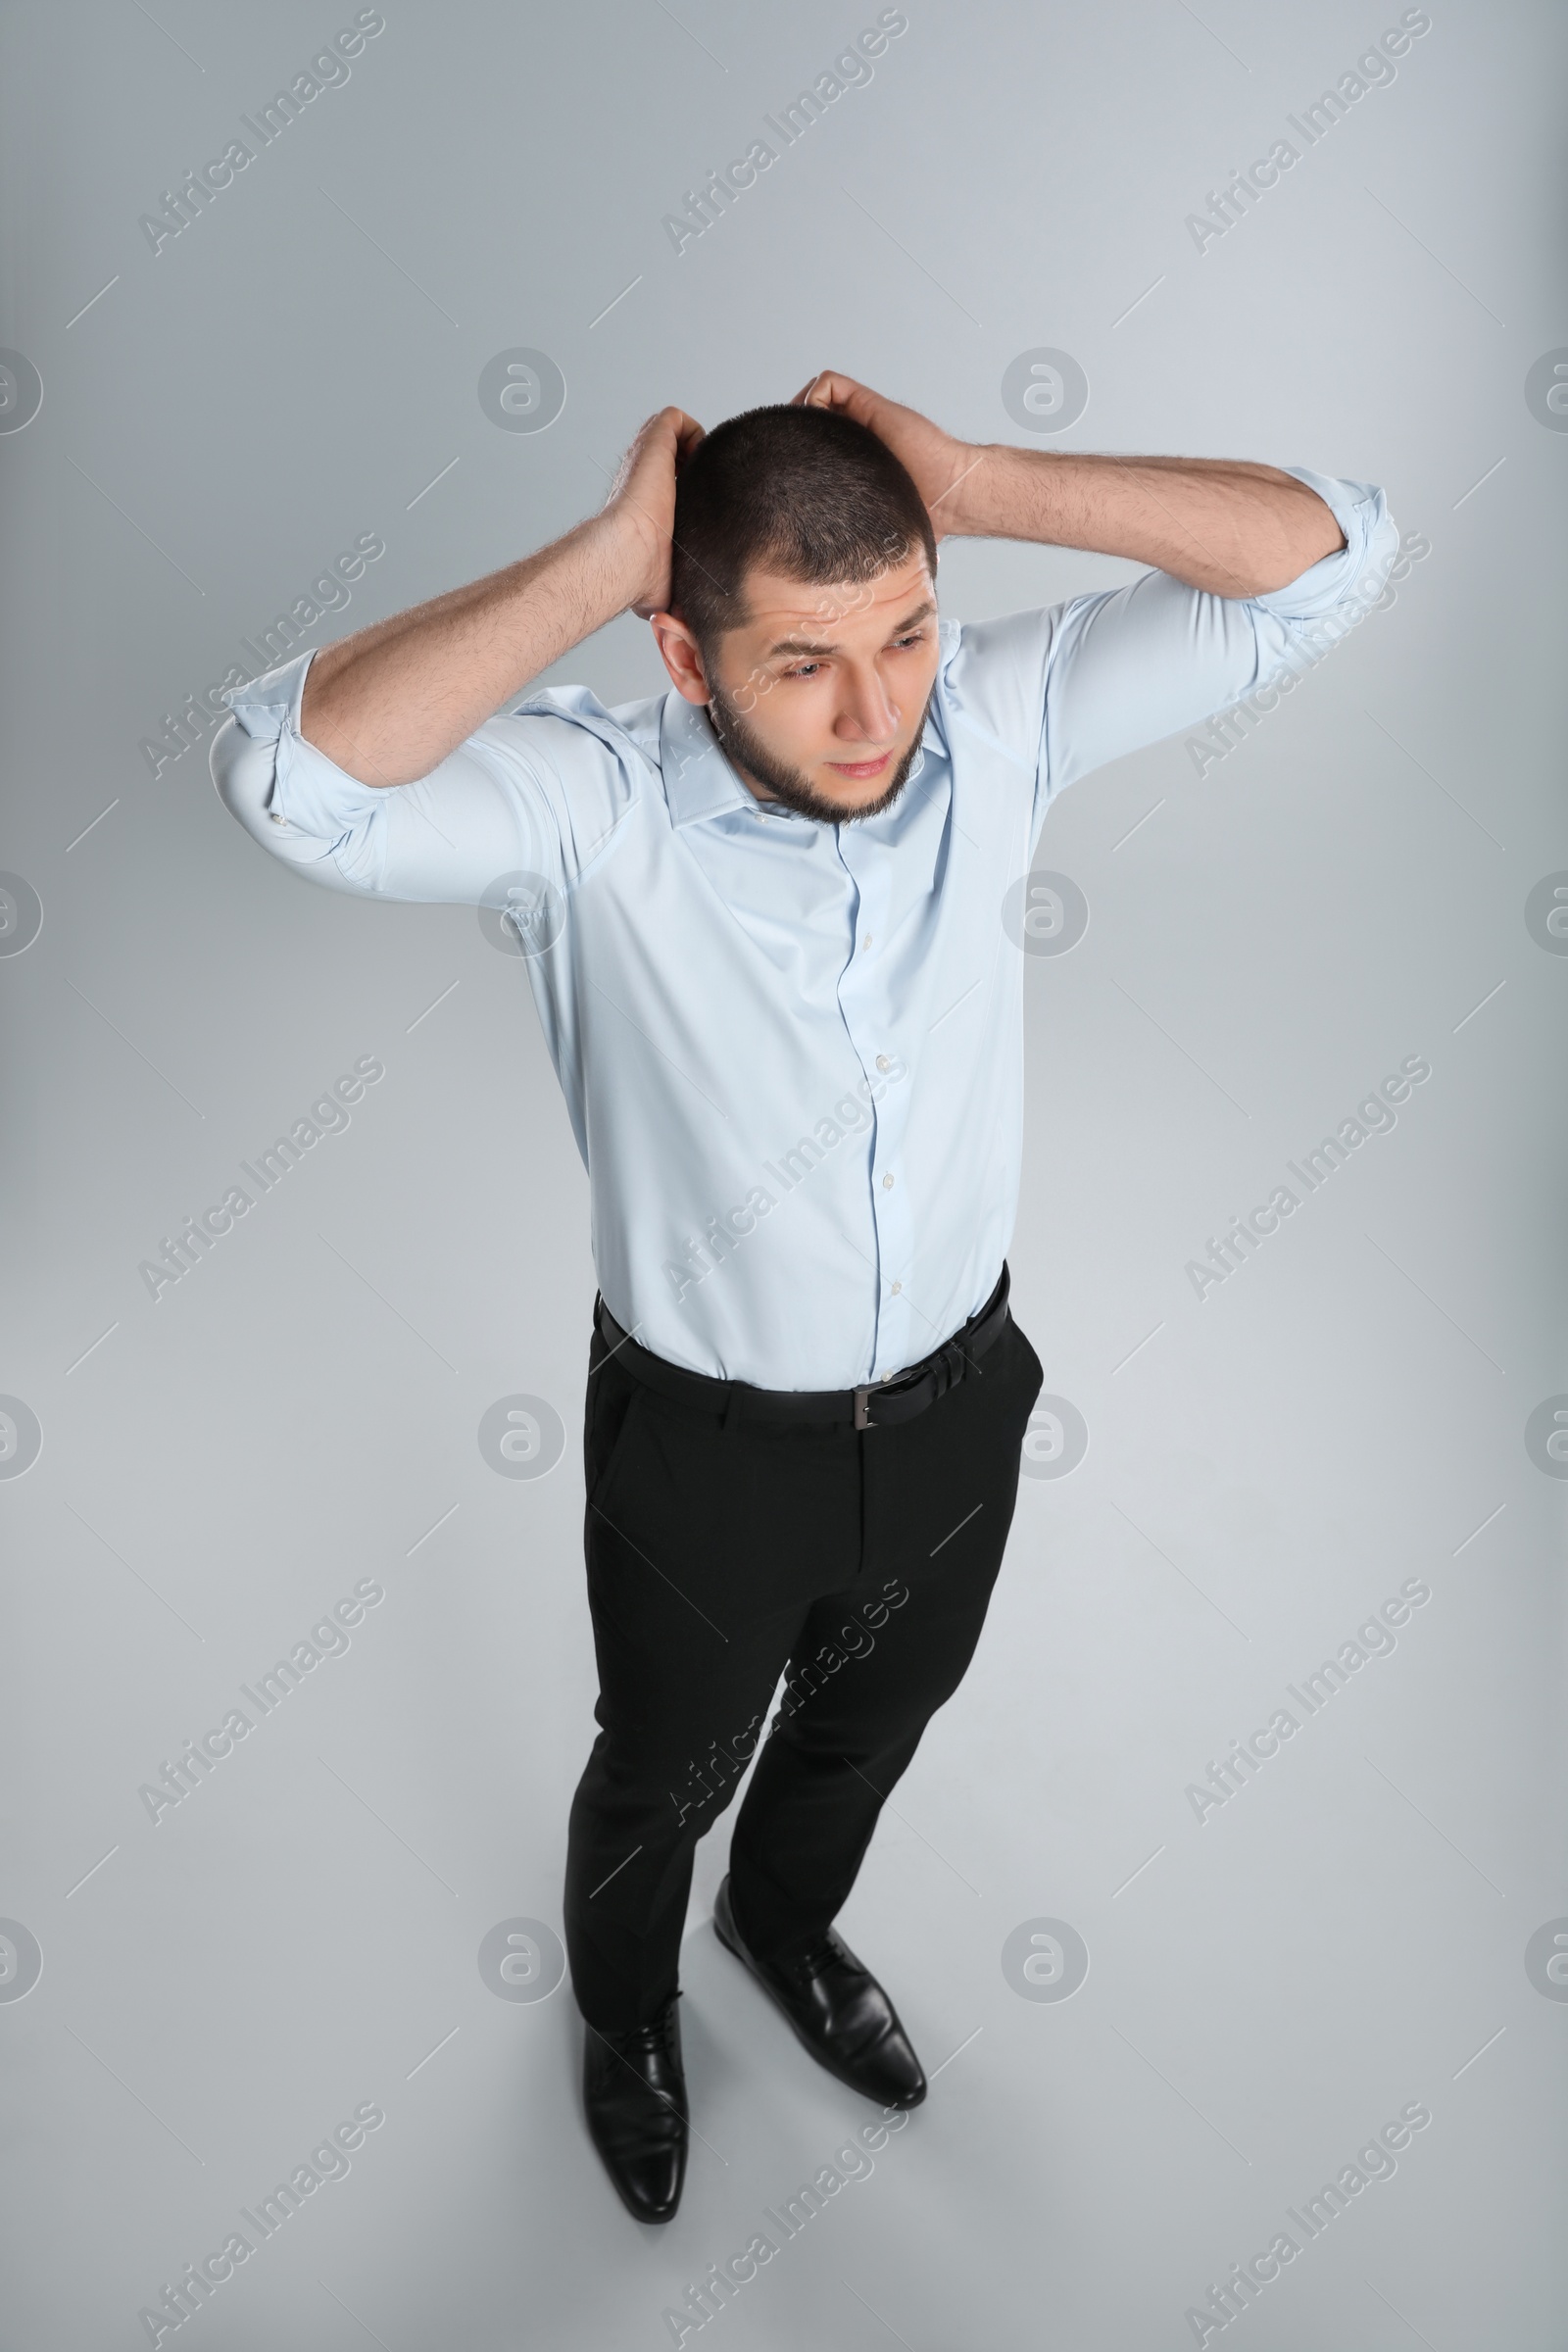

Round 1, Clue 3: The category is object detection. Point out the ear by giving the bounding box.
[647,611,711,705]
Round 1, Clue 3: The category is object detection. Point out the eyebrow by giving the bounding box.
[762,599,936,660]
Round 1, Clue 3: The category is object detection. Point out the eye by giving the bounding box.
[783,661,822,679]
[891,630,927,650]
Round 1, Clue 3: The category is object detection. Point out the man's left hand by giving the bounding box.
[791,371,983,541]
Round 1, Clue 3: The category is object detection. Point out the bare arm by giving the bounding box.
[794,372,1346,599]
[299,406,705,786]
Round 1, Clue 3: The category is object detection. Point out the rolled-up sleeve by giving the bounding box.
[942,467,1399,857]
[210,649,635,905]
[1039,466,1400,821]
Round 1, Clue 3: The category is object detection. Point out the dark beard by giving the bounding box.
[705,680,934,824]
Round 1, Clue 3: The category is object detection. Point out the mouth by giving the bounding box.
[823,752,893,781]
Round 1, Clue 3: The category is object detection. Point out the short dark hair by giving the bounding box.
[668,403,937,663]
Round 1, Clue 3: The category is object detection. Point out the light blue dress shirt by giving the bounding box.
[213,465,1396,1390]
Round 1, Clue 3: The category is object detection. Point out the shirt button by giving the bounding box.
[881,1172,894,1190]
[875,1054,890,1071]
[861,933,872,949]
[891,1280,902,1295]
[269,810,287,826]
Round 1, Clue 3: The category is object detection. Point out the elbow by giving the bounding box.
[1229,485,1347,599]
[209,717,364,896]
[1274,489,1348,591]
[211,714,301,851]
[211,712,275,830]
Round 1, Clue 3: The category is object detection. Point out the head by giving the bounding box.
[650,404,941,823]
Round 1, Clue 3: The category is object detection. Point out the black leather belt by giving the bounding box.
[593,1262,1011,1431]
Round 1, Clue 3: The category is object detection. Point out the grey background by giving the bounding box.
[1,1,1564,2345]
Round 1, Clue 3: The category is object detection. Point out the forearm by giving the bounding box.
[948,446,1347,599]
[299,507,648,786]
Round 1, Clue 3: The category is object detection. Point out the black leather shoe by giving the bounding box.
[581,1990,689,2223]
[713,1875,926,2109]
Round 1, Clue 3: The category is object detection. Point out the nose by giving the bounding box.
[834,663,898,745]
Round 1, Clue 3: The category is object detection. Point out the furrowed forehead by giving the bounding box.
[738,551,937,654]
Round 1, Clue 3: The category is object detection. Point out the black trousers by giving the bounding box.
[562,1288,1046,2034]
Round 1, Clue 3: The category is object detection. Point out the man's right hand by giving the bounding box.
[603,407,707,619]
[299,404,706,787]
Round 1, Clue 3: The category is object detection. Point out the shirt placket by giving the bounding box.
[833,825,913,1381]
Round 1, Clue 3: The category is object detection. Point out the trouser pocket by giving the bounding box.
[584,1344,645,1516]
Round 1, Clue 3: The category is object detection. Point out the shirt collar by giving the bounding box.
[659,693,756,827]
[659,689,945,829]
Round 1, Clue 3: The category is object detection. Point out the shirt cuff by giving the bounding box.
[222,649,391,844]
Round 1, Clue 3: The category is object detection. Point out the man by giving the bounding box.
[213,373,1396,2224]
